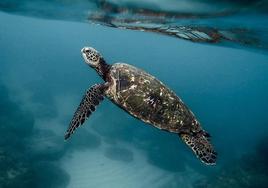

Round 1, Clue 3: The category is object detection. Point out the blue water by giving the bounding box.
[1,1,268,188]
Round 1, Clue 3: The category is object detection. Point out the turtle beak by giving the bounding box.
[81,49,88,64]
[81,47,89,54]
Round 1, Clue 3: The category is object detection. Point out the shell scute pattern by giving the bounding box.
[106,63,195,132]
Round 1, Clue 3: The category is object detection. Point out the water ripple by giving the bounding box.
[0,1,268,51]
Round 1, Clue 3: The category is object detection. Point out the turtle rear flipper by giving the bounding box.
[179,132,217,165]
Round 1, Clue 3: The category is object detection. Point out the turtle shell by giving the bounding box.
[105,63,196,132]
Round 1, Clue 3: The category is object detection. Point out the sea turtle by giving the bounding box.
[64,47,217,165]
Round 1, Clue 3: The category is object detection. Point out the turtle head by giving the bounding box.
[81,47,103,68]
[81,46,110,80]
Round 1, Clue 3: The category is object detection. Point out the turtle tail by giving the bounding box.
[179,131,217,165]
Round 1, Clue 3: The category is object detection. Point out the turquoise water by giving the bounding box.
[1,1,268,188]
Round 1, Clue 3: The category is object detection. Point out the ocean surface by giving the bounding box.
[0,1,268,188]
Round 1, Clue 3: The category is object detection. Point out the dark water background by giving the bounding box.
[0,1,268,188]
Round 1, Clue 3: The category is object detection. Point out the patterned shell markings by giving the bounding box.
[105,63,195,132]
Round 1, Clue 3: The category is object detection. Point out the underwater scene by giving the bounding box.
[0,0,268,187]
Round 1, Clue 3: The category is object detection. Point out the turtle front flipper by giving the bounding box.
[64,83,107,140]
[179,131,217,165]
